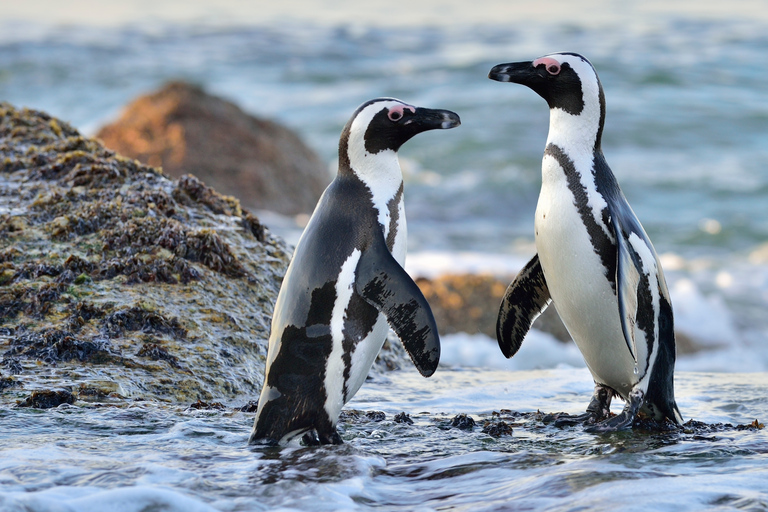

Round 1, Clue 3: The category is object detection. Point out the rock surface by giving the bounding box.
[96,82,330,216]
[0,102,296,405]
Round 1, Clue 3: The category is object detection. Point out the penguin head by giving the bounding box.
[339,98,460,177]
[489,53,605,149]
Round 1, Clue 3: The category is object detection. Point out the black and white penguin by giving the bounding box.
[249,98,460,445]
[489,53,683,431]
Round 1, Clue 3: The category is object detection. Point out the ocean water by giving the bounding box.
[1,1,768,510]
[1,369,767,512]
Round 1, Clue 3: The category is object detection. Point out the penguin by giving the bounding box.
[249,98,460,445]
[489,52,683,431]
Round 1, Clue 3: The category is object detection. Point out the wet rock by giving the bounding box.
[450,413,476,430]
[0,376,19,391]
[366,410,386,422]
[239,400,259,413]
[17,389,75,409]
[415,274,571,341]
[96,81,330,215]
[0,102,292,403]
[394,412,413,424]
[136,342,180,368]
[481,420,513,437]
[189,400,226,410]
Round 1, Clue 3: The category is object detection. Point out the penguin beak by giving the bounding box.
[408,107,461,131]
[488,61,535,84]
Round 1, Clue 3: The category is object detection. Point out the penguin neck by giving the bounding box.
[545,104,604,158]
[348,149,403,199]
[341,147,405,249]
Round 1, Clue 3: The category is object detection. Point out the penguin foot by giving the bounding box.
[585,384,615,422]
[585,388,644,433]
[545,411,598,427]
[319,429,344,445]
[302,429,343,445]
[543,383,617,427]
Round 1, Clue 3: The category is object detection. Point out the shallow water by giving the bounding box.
[1,368,766,511]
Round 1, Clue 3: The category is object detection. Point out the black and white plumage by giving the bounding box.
[249,98,460,445]
[489,52,683,431]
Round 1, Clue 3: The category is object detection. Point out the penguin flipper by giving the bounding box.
[496,254,551,358]
[610,213,641,363]
[355,236,440,377]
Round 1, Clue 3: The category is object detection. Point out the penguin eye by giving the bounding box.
[546,63,561,75]
[388,110,403,122]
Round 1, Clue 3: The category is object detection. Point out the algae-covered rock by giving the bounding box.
[0,102,293,404]
[96,82,330,216]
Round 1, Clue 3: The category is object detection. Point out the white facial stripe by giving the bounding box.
[347,99,409,241]
[324,248,362,422]
[544,54,603,153]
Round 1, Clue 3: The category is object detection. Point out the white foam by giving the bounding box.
[669,277,740,348]
[0,486,218,512]
[439,330,585,371]
[405,251,527,278]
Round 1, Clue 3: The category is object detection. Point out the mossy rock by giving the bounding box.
[0,102,293,405]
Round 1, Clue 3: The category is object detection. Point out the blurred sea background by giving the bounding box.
[1,1,768,510]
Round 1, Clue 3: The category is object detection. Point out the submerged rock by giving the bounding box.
[96,81,330,215]
[0,102,295,404]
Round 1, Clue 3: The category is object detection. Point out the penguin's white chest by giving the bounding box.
[534,157,638,393]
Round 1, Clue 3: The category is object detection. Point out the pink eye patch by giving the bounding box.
[533,57,561,75]
[388,104,415,121]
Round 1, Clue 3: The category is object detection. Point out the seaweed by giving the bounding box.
[239,400,259,413]
[0,287,26,322]
[189,400,226,410]
[241,211,266,242]
[481,420,514,437]
[95,255,199,284]
[66,301,107,331]
[136,342,180,367]
[0,376,19,391]
[366,411,386,422]
[3,356,23,375]
[16,389,75,409]
[173,174,242,217]
[5,328,115,365]
[394,412,414,424]
[102,306,186,340]
[450,413,477,430]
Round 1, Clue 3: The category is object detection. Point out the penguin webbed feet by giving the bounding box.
[584,388,644,433]
[301,428,343,446]
[542,410,600,427]
[542,383,616,428]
